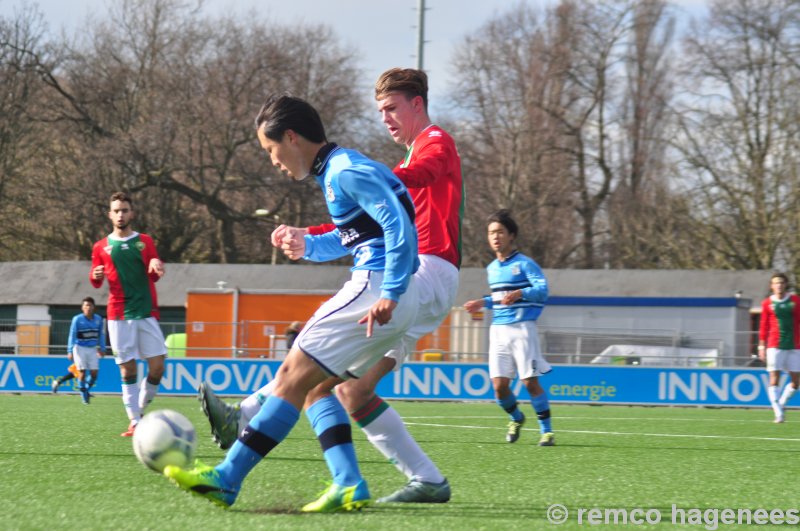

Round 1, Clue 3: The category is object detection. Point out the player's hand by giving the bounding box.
[148,258,165,277]
[358,298,397,337]
[501,289,522,305]
[97,350,104,358]
[271,224,291,247]
[91,265,105,280]
[758,346,766,361]
[280,231,306,260]
[67,352,73,360]
[464,299,484,314]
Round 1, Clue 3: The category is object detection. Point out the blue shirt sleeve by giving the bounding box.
[67,316,78,354]
[520,259,548,303]
[303,229,349,262]
[339,169,416,301]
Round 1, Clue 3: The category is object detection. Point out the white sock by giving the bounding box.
[779,384,796,407]
[138,380,160,411]
[122,382,141,422]
[240,379,277,427]
[769,385,783,416]
[361,405,444,484]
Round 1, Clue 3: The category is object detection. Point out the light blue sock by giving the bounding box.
[306,395,362,486]
[497,394,524,422]
[85,374,94,388]
[531,393,552,434]
[217,395,299,488]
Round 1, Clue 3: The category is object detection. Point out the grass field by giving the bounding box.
[2,393,799,530]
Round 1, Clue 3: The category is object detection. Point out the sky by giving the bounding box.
[2,0,707,115]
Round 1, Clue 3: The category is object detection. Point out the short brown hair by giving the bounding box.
[110,191,132,207]
[375,68,428,109]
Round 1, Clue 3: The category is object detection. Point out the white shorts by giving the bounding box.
[766,348,800,373]
[296,270,418,379]
[385,255,459,367]
[108,317,167,365]
[489,321,552,380]
[72,345,100,371]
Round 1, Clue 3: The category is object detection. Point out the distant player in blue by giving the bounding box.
[465,210,554,446]
[164,94,419,512]
[65,296,106,404]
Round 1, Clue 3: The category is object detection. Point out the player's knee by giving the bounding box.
[336,380,373,410]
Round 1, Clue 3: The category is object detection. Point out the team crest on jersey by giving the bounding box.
[121,243,129,250]
[326,182,335,202]
[512,265,521,276]
[135,241,145,251]
[428,130,443,138]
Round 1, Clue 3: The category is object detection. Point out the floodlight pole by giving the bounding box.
[416,0,426,70]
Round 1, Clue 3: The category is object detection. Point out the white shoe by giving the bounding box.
[775,414,785,424]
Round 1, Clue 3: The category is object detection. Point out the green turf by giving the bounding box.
[1,394,798,530]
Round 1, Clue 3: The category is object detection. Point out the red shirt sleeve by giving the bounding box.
[307,223,336,235]
[90,240,105,288]
[759,298,770,343]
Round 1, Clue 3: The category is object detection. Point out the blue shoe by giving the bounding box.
[80,386,90,405]
[301,480,370,512]
[164,460,239,508]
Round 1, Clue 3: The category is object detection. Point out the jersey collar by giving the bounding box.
[311,143,339,176]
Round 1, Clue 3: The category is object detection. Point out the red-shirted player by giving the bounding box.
[199,68,463,504]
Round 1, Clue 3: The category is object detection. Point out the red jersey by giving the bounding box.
[759,294,800,349]
[90,232,162,320]
[308,125,463,268]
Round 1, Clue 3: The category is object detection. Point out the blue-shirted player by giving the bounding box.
[465,210,554,446]
[65,296,106,404]
[164,94,419,512]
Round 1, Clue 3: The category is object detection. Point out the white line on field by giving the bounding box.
[402,415,778,424]
[403,421,800,443]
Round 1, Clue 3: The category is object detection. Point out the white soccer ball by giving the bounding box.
[132,409,197,473]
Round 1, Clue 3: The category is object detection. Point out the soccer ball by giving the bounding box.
[132,410,197,473]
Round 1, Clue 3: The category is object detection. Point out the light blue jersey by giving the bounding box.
[302,144,419,302]
[67,313,105,353]
[482,250,548,325]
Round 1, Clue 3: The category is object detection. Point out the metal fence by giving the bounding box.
[1,314,762,368]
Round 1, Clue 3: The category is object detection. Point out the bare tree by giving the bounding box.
[20,0,367,263]
[673,0,800,274]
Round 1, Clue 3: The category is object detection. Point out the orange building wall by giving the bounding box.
[184,290,451,359]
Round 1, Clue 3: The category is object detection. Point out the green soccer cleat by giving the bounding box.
[506,414,525,443]
[301,480,371,513]
[376,477,451,503]
[163,460,239,508]
[538,432,555,446]
[198,382,241,450]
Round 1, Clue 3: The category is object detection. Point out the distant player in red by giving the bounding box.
[91,191,167,436]
[757,272,800,423]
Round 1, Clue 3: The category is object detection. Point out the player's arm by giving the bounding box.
[758,299,770,359]
[90,246,105,287]
[393,139,451,188]
[272,224,337,261]
[302,229,349,262]
[464,298,486,314]
[67,316,77,358]
[502,260,549,306]
[143,235,164,281]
